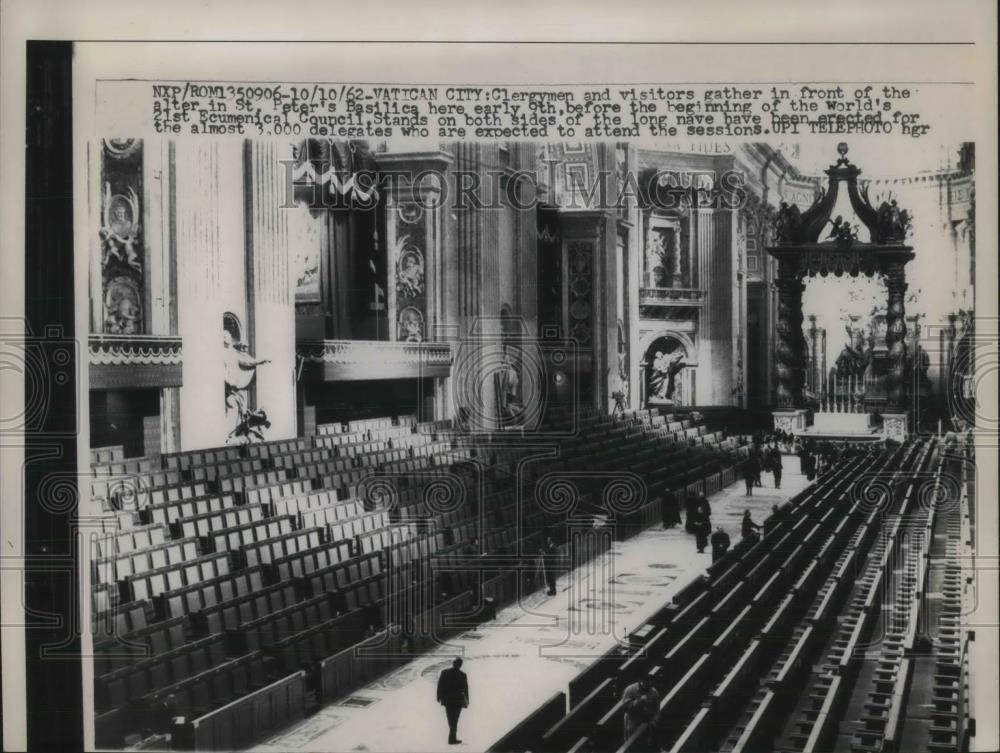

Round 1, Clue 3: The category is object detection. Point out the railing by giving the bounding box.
[297,339,453,380]
[89,334,183,389]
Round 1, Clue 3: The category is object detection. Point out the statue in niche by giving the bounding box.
[398,307,424,343]
[100,184,142,272]
[224,326,271,443]
[495,347,523,422]
[648,348,691,404]
[104,277,142,334]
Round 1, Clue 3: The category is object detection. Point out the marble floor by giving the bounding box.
[252,466,809,753]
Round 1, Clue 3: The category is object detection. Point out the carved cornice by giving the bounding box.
[89,334,183,366]
[89,334,183,390]
[296,339,453,382]
[769,245,915,279]
[639,287,706,305]
[297,339,453,365]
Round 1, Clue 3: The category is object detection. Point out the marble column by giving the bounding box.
[695,199,735,405]
[174,141,229,450]
[146,139,181,454]
[450,143,498,429]
[244,141,297,440]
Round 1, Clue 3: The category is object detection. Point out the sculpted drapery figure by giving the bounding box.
[648,349,689,403]
[224,329,271,443]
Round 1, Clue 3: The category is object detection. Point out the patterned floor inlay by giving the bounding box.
[262,710,345,748]
[337,696,379,708]
[247,470,812,753]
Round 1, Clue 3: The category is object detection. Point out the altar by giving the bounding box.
[810,411,874,435]
[766,144,915,444]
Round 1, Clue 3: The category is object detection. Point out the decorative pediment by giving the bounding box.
[89,334,183,389]
[771,143,913,249]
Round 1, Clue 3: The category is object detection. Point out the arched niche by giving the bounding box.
[640,333,696,408]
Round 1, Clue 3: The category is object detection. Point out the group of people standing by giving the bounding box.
[742,440,784,495]
[794,436,881,480]
[662,483,767,563]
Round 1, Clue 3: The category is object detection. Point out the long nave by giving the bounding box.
[84,139,982,752]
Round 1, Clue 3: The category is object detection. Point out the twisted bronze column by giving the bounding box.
[884,262,909,409]
[774,263,806,408]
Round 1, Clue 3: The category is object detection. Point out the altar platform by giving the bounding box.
[799,411,884,441]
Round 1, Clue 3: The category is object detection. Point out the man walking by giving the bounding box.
[542,536,559,596]
[693,495,711,554]
[752,444,764,487]
[437,657,469,745]
[743,456,759,496]
[769,446,783,489]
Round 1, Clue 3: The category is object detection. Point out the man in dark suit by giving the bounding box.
[769,446,783,489]
[437,657,469,744]
[543,537,559,596]
[710,526,731,563]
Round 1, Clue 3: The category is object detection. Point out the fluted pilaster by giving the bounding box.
[244,141,296,439]
[174,141,228,450]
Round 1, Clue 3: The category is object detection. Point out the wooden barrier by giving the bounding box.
[481,569,519,611]
[318,628,406,703]
[703,472,721,497]
[801,675,842,753]
[568,645,626,707]
[612,627,670,689]
[657,654,712,742]
[667,589,708,639]
[666,705,711,753]
[540,678,615,752]
[411,591,476,649]
[660,616,708,683]
[486,691,566,753]
[593,696,629,750]
[172,670,306,751]
[730,689,776,752]
[670,575,706,609]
